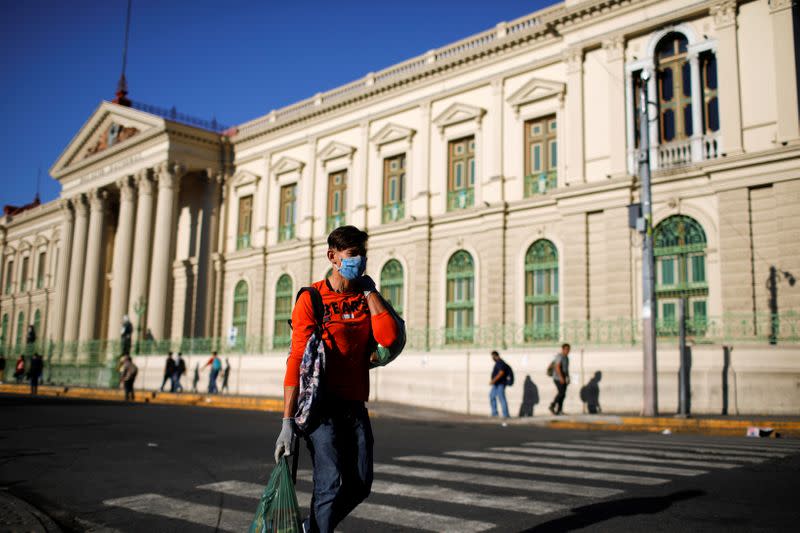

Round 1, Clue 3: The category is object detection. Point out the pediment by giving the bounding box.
[370,123,416,146]
[433,103,486,133]
[231,170,261,188]
[51,101,165,178]
[507,77,566,115]
[271,156,305,176]
[317,141,356,162]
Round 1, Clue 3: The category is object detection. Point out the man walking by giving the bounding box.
[274,225,400,533]
[174,352,186,392]
[489,350,512,418]
[160,352,176,392]
[203,351,222,394]
[29,353,43,394]
[548,343,571,415]
[120,355,138,401]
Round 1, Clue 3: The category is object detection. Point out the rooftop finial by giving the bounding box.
[113,0,133,106]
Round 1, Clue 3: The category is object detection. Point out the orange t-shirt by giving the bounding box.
[283,278,399,401]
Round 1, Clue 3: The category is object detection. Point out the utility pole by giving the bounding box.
[639,69,658,416]
[678,296,689,416]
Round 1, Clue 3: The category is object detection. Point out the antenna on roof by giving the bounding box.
[113,0,133,107]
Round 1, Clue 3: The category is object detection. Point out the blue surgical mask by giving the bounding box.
[337,255,366,280]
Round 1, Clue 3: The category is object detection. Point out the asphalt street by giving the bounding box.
[2,393,800,532]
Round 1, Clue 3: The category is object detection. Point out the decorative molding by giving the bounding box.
[271,156,305,175]
[86,188,107,211]
[432,102,486,134]
[230,169,261,188]
[134,170,155,196]
[317,141,356,163]
[84,122,140,159]
[370,123,416,146]
[769,0,793,14]
[506,77,566,117]
[602,35,625,62]
[710,0,737,28]
[564,47,584,74]
[117,176,136,201]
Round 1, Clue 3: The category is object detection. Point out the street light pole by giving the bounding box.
[639,69,658,416]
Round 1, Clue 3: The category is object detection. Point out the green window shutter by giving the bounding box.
[380,260,404,317]
[273,275,293,348]
[232,281,248,346]
[524,239,559,341]
[445,251,474,343]
[691,255,705,283]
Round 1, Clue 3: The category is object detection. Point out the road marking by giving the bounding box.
[592,437,800,454]
[529,442,765,463]
[395,455,668,485]
[448,450,706,476]
[199,480,495,532]
[103,493,252,533]
[504,445,738,469]
[374,463,623,499]
[293,471,566,515]
[576,439,791,457]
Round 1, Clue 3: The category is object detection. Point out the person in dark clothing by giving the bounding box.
[221,358,231,393]
[0,354,6,383]
[580,371,602,414]
[14,355,25,384]
[28,353,43,394]
[489,350,512,418]
[518,375,539,417]
[173,353,186,392]
[160,353,176,392]
[120,355,138,401]
[548,343,571,415]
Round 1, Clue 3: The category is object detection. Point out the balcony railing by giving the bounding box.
[278,224,295,242]
[130,100,229,133]
[524,170,557,196]
[382,202,405,223]
[636,131,723,172]
[236,234,251,250]
[327,214,346,232]
[447,188,474,211]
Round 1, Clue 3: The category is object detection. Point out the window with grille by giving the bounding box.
[232,281,248,346]
[524,240,559,341]
[15,311,24,348]
[524,116,557,196]
[383,154,406,223]
[279,184,297,242]
[447,136,475,211]
[445,250,474,343]
[380,260,404,317]
[654,215,708,336]
[700,52,719,134]
[656,33,692,143]
[237,196,253,250]
[36,252,46,289]
[273,275,293,349]
[327,170,347,232]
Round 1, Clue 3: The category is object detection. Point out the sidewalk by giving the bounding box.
[2,383,799,437]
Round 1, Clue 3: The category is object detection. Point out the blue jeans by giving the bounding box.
[304,401,373,533]
[208,368,219,393]
[490,383,510,417]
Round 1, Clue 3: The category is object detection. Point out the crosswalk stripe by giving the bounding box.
[577,439,791,457]
[294,471,566,515]
[448,450,706,477]
[529,442,766,463]
[500,445,738,469]
[103,493,252,533]
[199,480,495,532]
[395,455,669,486]
[374,463,623,499]
[593,437,800,454]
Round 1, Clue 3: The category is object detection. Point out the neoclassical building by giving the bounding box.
[1,0,798,361]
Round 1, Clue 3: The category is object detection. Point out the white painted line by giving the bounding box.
[506,445,738,469]
[591,437,800,454]
[295,472,566,515]
[449,450,706,477]
[374,463,623,499]
[530,442,765,463]
[199,479,495,532]
[576,439,790,457]
[103,493,252,533]
[395,455,668,486]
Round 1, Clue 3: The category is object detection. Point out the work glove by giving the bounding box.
[356,275,377,297]
[274,417,296,463]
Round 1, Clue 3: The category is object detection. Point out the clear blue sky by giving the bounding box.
[0,0,556,207]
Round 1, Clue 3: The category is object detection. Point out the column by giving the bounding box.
[128,169,155,320]
[711,0,743,155]
[204,171,224,338]
[49,200,74,345]
[770,0,800,143]
[79,188,107,341]
[603,36,627,176]
[147,162,183,340]
[564,47,585,185]
[63,195,88,345]
[689,51,704,161]
[483,78,504,204]
[107,176,137,340]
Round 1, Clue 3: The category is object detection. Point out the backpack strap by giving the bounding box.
[291,287,325,332]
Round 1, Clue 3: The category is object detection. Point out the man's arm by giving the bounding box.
[555,359,565,384]
[490,369,506,385]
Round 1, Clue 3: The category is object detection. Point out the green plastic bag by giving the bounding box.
[249,457,303,533]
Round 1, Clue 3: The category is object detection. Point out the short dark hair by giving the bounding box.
[491,350,500,357]
[562,343,571,350]
[212,350,218,356]
[327,225,368,254]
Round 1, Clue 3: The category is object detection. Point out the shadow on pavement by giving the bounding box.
[521,489,705,532]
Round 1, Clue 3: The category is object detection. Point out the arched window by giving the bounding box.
[380,260,404,317]
[273,275,293,349]
[33,309,41,349]
[654,215,708,335]
[656,32,692,143]
[232,281,248,347]
[15,311,24,348]
[0,314,8,354]
[445,251,474,344]
[524,240,559,341]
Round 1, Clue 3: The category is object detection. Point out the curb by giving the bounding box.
[0,491,62,533]
[542,415,800,437]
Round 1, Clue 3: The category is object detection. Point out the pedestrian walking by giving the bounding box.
[120,315,133,356]
[173,352,186,392]
[274,225,401,533]
[28,353,43,394]
[220,358,231,393]
[548,343,571,415]
[14,355,25,384]
[0,354,6,382]
[191,363,200,392]
[119,355,138,401]
[489,350,513,418]
[160,352,176,392]
[203,351,222,394]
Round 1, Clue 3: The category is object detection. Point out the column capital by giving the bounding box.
[86,188,108,211]
[769,0,792,14]
[134,170,155,196]
[710,0,737,29]
[58,198,74,217]
[117,176,136,201]
[564,47,583,74]
[602,35,625,62]
[154,161,186,190]
[205,167,225,185]
[72,194,89,216]
[0,225,6,245]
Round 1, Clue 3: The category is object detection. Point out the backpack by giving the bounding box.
[292,287,326,433]
[504,362,514,386]
[546,361,555,377]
